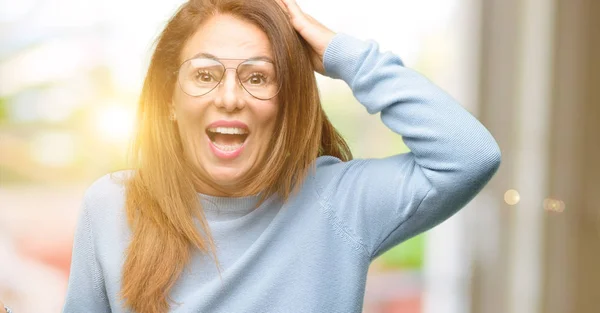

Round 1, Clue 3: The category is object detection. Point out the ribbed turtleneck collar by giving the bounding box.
[198,193,263,220]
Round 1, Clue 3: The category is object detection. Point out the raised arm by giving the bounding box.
[314,33,501,259]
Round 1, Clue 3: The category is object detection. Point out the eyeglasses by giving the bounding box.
[177,57,281,100]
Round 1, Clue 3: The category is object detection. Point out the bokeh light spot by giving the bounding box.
[504,189,521,205]
[94,105,135,143]
[543,198,565,213]
[30,132,75,167]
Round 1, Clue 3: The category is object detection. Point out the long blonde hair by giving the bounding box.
[121,0,352,311]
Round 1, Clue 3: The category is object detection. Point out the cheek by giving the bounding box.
[173,101,210,148]
[174,94,208,124]
[254,101,279,133]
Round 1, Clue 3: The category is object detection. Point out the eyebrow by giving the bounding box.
[189,52,274,63]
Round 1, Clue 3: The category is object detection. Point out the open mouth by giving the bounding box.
[206,126,249,152]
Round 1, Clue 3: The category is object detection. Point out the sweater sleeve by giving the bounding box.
[62,200,111,312]
[315,33,501,259]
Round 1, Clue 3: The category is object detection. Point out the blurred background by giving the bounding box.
[0,0,598,312]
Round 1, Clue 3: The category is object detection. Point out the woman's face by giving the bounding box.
[173,14,279,195]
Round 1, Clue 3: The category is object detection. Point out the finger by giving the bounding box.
[282,0,306,20]
[304,13,317,23]
[281,0,313,34]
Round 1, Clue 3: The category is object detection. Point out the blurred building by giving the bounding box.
[465,0,600,312]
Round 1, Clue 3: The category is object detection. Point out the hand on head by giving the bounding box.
[275,0,335,75]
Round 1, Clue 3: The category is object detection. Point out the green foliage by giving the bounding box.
[378,234,424,270]
[0,97,7,123]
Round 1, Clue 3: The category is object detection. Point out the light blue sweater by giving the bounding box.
[63,33,501,313]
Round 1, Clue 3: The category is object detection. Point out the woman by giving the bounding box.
[60,0,501,312]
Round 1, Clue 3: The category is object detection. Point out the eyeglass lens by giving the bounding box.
[178,58,280,100]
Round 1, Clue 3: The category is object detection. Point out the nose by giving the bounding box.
[212,68,246,112]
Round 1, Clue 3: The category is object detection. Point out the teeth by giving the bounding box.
[208,127,248,135]
[212,142,243,151]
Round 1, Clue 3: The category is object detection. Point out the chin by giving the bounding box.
[206,165,248,188]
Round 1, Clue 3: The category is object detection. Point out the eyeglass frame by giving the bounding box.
[174,54,283,101]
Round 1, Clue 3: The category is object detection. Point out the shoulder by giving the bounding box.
[81,170,132,220]
[314,155,360,177]
[311,154,418,196]
[311,156,366,194]
[83,170,131,202]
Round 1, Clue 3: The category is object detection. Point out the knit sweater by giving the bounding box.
[62,33,501,313]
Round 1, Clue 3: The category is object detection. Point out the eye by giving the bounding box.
[195,70,216,83]
[246,72,267,85]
